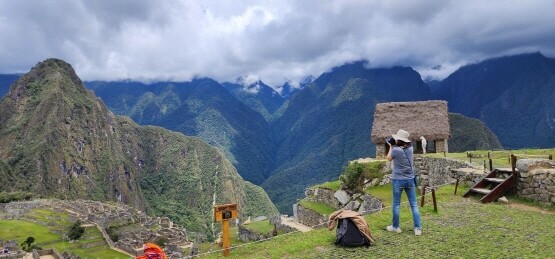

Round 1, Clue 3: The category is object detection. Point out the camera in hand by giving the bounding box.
[386,137,396,146]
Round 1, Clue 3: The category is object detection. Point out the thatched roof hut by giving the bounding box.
[371,101,450,144]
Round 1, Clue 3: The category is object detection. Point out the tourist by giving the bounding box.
[386,129,422,236]
[420,136,427,154]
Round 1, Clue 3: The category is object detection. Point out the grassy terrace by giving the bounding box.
[203,185,555,258]
[426,148,555,168]
[0,209,130,258]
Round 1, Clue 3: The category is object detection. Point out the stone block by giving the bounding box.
[343,200,361,211]
[334,190,351,205]
[358,195,383,215]
[539,194,550,202]
[546,186,555,193]
[516,159,555,172]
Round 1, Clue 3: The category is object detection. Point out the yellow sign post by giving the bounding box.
[214,203,237,257]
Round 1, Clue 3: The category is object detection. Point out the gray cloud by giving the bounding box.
[1,0,554,87]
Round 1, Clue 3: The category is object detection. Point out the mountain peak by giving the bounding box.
[6,58,84,102]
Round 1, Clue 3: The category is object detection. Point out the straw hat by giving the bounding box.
[392,129,410,142]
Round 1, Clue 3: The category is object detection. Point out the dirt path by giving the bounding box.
[280,216,313,232]
[507,203,555,215]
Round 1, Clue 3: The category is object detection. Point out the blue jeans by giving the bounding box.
[392,179,422,229]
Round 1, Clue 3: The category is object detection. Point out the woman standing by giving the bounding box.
[386,129,422,236]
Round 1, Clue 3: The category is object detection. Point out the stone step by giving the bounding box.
[496,168,518,173]
[485,178,505,183]
[471,188,492,195]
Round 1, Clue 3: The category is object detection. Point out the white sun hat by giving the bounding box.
[392,129,411,142]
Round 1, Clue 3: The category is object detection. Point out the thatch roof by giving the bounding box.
[371,101,450,144]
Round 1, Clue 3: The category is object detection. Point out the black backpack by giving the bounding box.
[335,218,370,247]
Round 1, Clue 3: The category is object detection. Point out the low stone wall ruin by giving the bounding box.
[516,159,555,205]
[414,156,479,187]
[295,204,328,228]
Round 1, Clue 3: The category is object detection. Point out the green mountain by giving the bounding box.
[221,81,284,121]
[434,52,555,148]
[0,59,277,236]
[86,80,275,185]
[449,113,503,152]
[264,62,432,212]
[82,60,505,214]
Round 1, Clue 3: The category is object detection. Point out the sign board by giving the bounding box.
[214,203,237,222]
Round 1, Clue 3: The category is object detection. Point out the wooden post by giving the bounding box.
[488,152,493,172]
[454,178,459,195]
[214,204,238,257]
[443,151,446,157]
[511,154,517,175]
[469,153,472,163]
[549,154,553,160]
[420,187,426,207]
[222,219,231,256]
[432,188,438,212]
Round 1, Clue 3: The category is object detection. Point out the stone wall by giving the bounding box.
[414,156,480,187]
[436,139,448,153]
[303,188,340,209]
[237,226,269,242]
[295,204,327,228]
[516,159,555,205]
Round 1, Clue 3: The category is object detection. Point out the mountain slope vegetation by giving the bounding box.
[434,52,555,148]
[86,80,275,185]
[0,59,277,236]
[81,60,505,214]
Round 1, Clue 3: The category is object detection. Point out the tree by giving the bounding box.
[20,236,41,252]
[68,221,85,240]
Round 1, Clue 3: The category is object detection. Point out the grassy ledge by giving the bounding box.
[203,185,555,258]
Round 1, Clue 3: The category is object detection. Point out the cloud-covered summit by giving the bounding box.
[1,0,554,88]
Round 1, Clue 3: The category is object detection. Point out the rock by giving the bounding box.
[358,195,383,215]
[292,204,298,219]
[343,200,361,211]
[252,216,268,222]
[334,190,351,205]
[539,194,550,202]
[498,196,509,204]
[516,159,555,173]
[370,178,380,186]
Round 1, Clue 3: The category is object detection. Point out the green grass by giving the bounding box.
[202,185,555,258]
[0,209,131,259]
[312,180,341,191]
[298,200,336,216]
[427,148,555,168]
[243,220,275,235]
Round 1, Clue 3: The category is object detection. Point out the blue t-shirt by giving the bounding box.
[391,146,415,180]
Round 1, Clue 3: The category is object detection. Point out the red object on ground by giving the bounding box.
[136,243,168,259]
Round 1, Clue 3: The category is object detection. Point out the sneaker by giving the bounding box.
[386,225,402,233]
[414,228,422,236]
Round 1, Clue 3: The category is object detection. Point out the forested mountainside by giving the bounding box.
[86,80,275,185]
[221,81,284,121]
[0,59,277,236]
[0,54,528,212]
[434,52,555,148]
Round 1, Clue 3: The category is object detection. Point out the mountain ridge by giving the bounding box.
[0,59,278,236]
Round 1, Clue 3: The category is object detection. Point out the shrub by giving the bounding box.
[68,221,85,240]
[339,161,388,193]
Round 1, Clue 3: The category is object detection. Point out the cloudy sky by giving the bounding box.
[1,0,555,90]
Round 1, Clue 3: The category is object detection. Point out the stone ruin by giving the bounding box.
[0,199,192,257]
